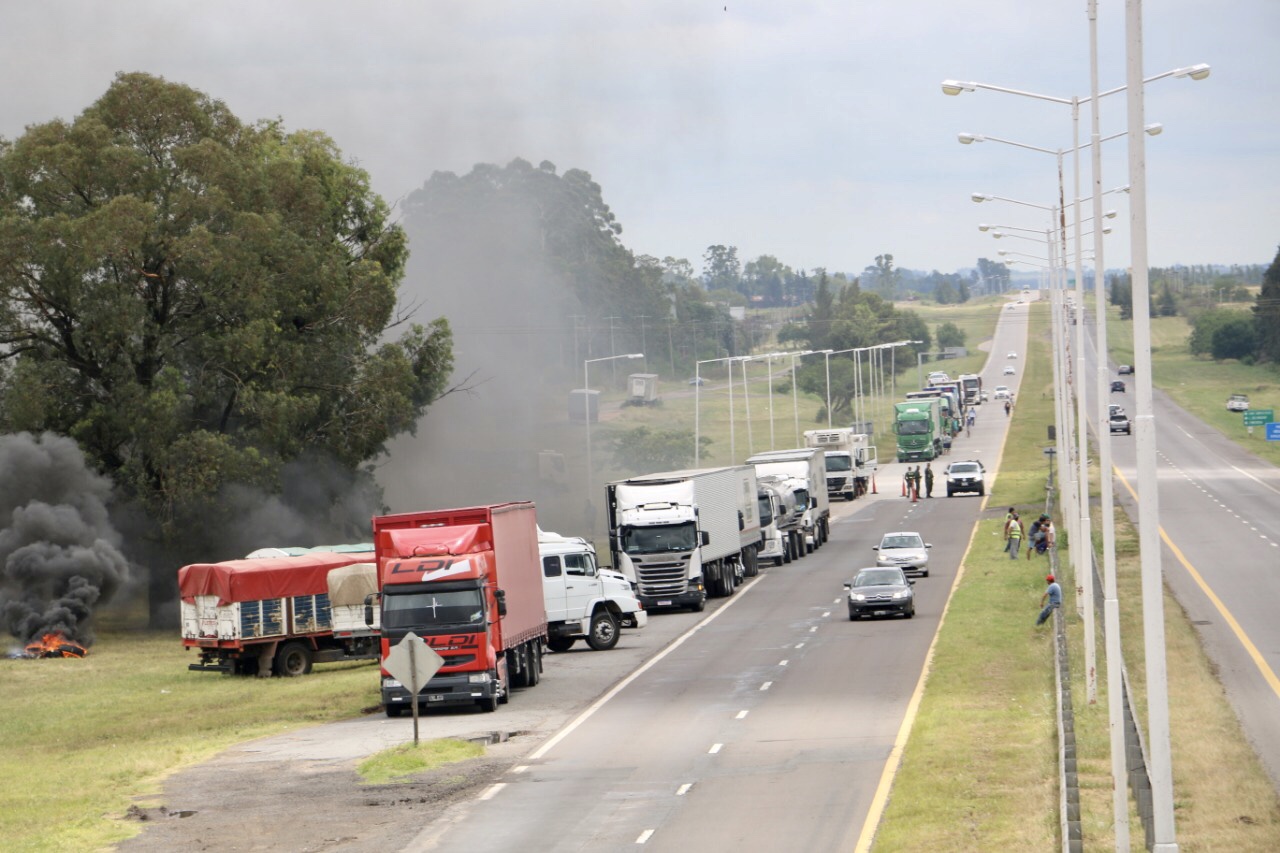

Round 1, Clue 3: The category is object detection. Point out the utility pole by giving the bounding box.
[638,315,648,373]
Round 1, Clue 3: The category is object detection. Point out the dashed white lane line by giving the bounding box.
[708,743,723,754]
[809,626,818,633]
[822,611,831,618]
[779,659,789,666]
[760,681,773,691]
[795,642,805,649]
[479,783,506,800]
[735,710,748,720]
[637,829,655,844]
[511,765,528,774]
[676,783,692,796]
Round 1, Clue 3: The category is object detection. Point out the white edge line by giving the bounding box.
[526,575,764,761]
[478,782,506,801]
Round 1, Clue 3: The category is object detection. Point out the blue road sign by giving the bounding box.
[1266,422,1280,442]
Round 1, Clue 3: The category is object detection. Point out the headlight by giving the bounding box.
[850,593,867,602]
[382,678,402,689]
[892,589,910,600]
[468,673,490,684]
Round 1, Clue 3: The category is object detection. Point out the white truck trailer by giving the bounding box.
[606,466,761,611]
[803,428,878,501]
[746,448,830,553]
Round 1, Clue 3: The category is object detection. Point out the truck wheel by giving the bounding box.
[385,704,405,718]
[845,491,854,502]
[272,641,313,677]
[782,540,791,564]
[743,546,759,578]
[547,636,575,653]
[528,642,542,685]
[689,591,707,613]
[477,693,499,713]
[586,610,620,651]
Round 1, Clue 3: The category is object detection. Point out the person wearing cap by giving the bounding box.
[1036,574,1063,626]
[1004,511,1024,559]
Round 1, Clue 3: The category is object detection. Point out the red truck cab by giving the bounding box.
[372,503,547,714]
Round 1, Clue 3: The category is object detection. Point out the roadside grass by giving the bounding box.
[1105,308,1280,466]
[357,739,483,785]
[0,630,383,852]
[875,302,1280,849]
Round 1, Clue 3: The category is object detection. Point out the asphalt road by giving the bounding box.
[1080,314,1280,788]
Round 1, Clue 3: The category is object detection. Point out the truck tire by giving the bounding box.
[509,644,529,687]
[385,704,405,718]
[547,636,575,653]
[528,642,542,685]
[477,692,499,713]
[272,641,313,677]
[689,592,706,613]
[743,546,759,578]
[782,539,791,564]
[586,609,619,651]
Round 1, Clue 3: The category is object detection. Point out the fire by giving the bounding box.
[24,632,88,659]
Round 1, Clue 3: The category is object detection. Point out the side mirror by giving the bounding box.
[871,546,879,551]
[908,579,916,586]
[363,593,377,627]
[495,589,508,618]
[925,544,933,549]
[842,582,852,590]
[701,531,711,546]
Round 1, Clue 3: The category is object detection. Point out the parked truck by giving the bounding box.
[959,373,983,407]
[894,398,945,462]
[371,503,548,715]
[179,550,379,677]
[746,448,830,552]
[606,466,761,611]
[803,428,878,501]
[538,527,647,652]
[757,475,804,565]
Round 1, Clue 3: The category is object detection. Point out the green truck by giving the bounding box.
[893,398,945,462]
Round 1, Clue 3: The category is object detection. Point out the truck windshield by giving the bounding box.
[897,420,930,435]
[620,522,698,554]
[757,496,774,527]
[382,589,484,631]
[825,455,852,473]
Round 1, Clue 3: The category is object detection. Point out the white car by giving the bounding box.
[1227,394,1250,412]
[872,531,932,578]
[1003,365,1015,375]
[993,385,1010,400]
[1006,351,1018,359]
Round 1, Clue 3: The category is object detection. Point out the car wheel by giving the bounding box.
[848,609,858,621]
[906,605,915,619]
[978,485,985,496]
[920,568,929,578]
[946,488,953,497]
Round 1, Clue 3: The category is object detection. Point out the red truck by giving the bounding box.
[179,551,379,676]
[371,502,548,715]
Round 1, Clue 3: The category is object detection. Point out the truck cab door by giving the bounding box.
[563,551,600,619]
[542,555,569,623]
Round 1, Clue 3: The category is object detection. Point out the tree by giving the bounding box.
[1188,308,1244,356]
[1211,316,1257,361]
[1254,245,1280,363]
[936,322,966,350]
[609,426,709,473]
[0,72,454,624]
[702,245,741,294]
[808,271,836,350]
[1110,272,1133,320]
[1157,282,1178,317]
[864,254,900,301]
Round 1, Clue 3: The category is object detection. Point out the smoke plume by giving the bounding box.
[0,432,129,646]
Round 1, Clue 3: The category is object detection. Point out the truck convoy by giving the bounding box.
[746,448,830,551]
[371,503,548,714]
[538,527,647,652]
[179,550,379,677]
[893,398,945,462]
[607,466,761,611]
[803,428,878,501]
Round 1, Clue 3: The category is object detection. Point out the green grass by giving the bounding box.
[357,739,483,785]
[0,630,383,852]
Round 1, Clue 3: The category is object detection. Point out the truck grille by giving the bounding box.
[634,560,689,597]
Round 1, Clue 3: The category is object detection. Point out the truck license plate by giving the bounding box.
[426,694,444,702]
[657,600,672,606]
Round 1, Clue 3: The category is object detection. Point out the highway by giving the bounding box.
[405,304,1033,851]
[1080,314,1280,787]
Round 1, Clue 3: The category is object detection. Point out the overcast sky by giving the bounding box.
[4,1,1276,276]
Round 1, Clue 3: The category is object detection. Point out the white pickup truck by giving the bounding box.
[539,528,646,652]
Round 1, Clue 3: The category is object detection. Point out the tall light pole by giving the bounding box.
[789,350,816,445]
[585,353,643,533]
[695,354,749,467]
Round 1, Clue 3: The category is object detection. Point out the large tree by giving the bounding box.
[0,73,453,622]
[1254,245,1280,363]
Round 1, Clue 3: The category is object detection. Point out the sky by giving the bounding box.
[3,1,1277,277]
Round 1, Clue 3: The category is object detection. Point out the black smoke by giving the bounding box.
[0,432,129,646]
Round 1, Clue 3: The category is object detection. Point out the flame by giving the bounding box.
[24,632,88,659]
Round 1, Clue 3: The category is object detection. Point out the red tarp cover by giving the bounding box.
[179,552,374,605]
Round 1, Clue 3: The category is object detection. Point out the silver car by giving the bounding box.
[873,531,931,577]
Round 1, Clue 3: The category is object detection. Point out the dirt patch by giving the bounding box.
[116,745,518,851]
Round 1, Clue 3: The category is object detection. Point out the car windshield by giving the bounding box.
[620,521,699,554]
[854,569,905,587]
[881,535,922,550]
[950,464,979,475]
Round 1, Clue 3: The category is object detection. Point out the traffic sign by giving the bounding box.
[1243,409,1273,426]
[1266,422,1280,442]
[383,632,444,743]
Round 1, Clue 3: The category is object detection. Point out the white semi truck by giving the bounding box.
[803,428,878,501]
[757,475,804,566]
[606,466,762,612]
[537,528,647,652]
[745,448,830,552]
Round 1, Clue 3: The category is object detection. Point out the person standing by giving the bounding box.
[1036,574,1063,626]
[1004,399,1012,417]
[1004,511,1024,559]
[903,467,912,498]
[924,462,935,498]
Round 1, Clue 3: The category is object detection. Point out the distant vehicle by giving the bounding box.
[844,567,915,621]
[980,390,990,402]
[1109,403,1126,419]
[993,385,1011,400]
[927,370,950,386]
[1006,304,1017,311]
[1227,394,1250,412]
[1109,409,1132,435]
[1006,351,1018,359]
[1118,364,1133,375]
[872,531,931,578]
[1111,380,1125,393]
[945,460,986,497]
[687,377,705,386]
[1003,366,1015,375]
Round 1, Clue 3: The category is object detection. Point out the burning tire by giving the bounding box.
[272,641,313,677]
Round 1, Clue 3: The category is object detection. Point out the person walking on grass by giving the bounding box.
[924,463,935,498]
[1004,511,1024,559]
[1036,574,1062,626]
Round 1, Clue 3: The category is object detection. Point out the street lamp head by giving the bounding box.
[1104,209,1118,219]
[957,132,983,145]
[1144,122,1163,137]
[941,80,975,96]
[972,192,992,203]
[991,231,1005,239]
[978,223,993,232]
[625,353,643,359]
[1173,63,1211,81]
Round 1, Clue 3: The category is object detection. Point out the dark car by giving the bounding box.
[845,567,915,620]
[1111,380,1125,392]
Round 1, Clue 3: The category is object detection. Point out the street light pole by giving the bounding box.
[585,353,643,534]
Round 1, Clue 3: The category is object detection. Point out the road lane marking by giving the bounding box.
[511,765,528,774]
[1112,466,1280,703]
[795,642,805,649]
[636,829,655,843]
[735,710,748,719]
[479,783,506,800]
[525,574,764,762]
[760,681,773,691]
[779,659,789,666]
[708,743,723,754]
[809,626,818,633]
[822,611,831,618]
[676,783,692,796]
